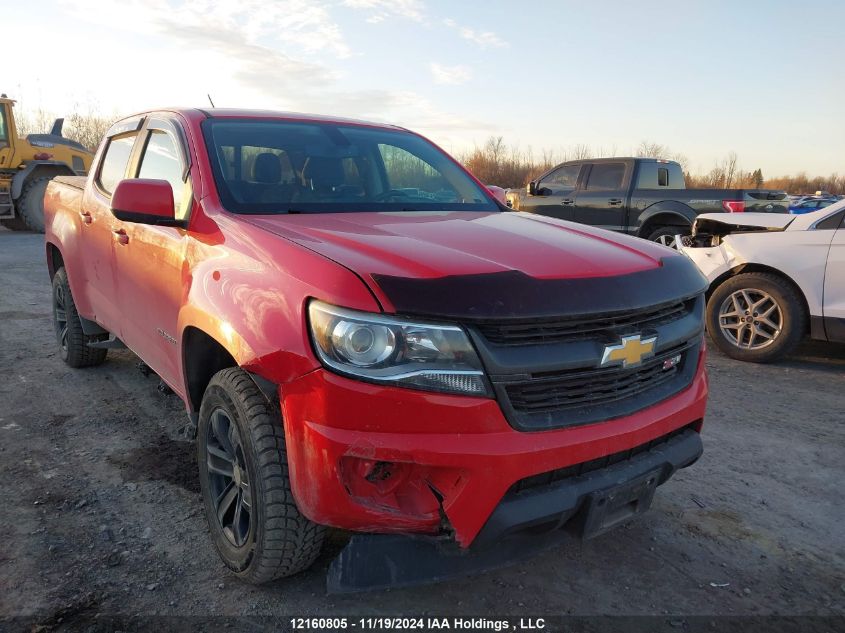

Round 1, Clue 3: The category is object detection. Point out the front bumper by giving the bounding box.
[278,345,707,548]
[327,427,702,592]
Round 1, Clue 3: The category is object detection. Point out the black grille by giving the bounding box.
[474,299,692,346]
[505,343,690,414]
[510,423,698,494]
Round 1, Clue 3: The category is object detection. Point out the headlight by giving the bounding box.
[308,300,490,396]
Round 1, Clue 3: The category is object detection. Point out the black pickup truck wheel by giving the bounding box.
[51,268,108,368]
[647,226,684,249]
[197,368,325,584]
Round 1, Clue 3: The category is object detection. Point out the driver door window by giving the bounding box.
[137,130,191,220]
[540,164,580,191]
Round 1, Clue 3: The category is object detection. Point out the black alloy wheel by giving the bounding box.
[205,408,253,548]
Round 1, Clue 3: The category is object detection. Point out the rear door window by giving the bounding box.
[585,163,626,190]
[98,134,137,194]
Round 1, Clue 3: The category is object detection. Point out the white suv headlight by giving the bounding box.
[308,300,490,396]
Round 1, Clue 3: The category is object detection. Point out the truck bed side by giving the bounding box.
[638,188,788,214]
[52,175,88,191]
[45,177,86,228]
[44,177,87,286]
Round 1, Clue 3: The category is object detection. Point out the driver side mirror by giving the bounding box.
[111,179,185,228]
[527,181,538,196]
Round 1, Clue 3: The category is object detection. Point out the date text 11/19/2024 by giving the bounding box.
[290,617,547,631]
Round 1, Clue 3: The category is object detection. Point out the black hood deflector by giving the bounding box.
[372,255,708,320]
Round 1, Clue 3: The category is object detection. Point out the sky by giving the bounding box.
[5,0,844,177]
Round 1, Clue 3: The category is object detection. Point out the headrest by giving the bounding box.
[253,153,282,184]
[302,157,346,190]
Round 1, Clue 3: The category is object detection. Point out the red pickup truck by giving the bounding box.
[43,108,708,592]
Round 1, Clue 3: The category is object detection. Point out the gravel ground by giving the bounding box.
[1,231,844,629]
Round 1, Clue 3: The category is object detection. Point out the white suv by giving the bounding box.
[679,201,845,362]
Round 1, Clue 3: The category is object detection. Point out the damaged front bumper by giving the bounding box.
[278,361,707,591]
[327,428,702,592]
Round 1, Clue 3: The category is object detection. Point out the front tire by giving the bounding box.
[52,268,108,368]
[197,368,325,584]
[705,272,806,363]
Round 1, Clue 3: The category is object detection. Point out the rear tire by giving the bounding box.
[52,268,108,368]
[197,368,325,584]
[18,176,51,233]
[646,226,685,249]
[705,272,806,363]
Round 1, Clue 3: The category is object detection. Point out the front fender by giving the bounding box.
[176,215,382,390]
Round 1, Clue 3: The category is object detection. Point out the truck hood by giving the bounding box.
[246,211,706,318]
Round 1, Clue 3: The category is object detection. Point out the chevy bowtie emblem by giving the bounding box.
[600,334,657,368]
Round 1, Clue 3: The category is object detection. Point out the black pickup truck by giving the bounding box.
[506,157,788,248]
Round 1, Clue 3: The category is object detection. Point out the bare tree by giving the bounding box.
[722,151,739,189]
[571,144,592,160]
[636,141,669,158]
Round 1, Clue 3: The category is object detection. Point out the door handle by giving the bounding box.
[80,211,92,224]
[561,198,574,206]
[113,229,129,245]
[608,198,623,206]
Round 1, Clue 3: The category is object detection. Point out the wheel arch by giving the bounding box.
[45,241,64,280]
[182,326,239,414]
[708,263,811,335]
[637,202,696,237]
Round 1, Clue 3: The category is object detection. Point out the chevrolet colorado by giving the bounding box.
[507,157,788,248]
[43,109,709,591]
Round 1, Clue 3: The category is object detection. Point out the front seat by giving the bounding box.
[297,157,363,201]
[251,153,293,204]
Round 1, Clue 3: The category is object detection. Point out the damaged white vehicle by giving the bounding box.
[678,201,845,362]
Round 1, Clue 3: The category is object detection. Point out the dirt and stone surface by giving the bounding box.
[1,230,844,628]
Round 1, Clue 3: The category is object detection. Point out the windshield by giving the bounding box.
[202,119,498,214]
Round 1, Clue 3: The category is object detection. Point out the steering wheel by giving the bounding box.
[374,189,411,202]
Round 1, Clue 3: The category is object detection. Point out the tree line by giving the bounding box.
[15,107,842,195]
[459,137,842,195]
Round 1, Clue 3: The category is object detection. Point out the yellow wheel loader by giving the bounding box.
[0,94,94,232]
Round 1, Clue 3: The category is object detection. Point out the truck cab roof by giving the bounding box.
[560,157,681,166]
[114,107,405,133]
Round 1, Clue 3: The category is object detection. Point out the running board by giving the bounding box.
[87,336,126,349]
